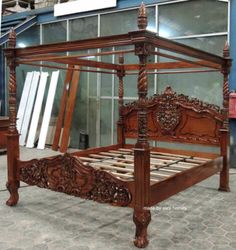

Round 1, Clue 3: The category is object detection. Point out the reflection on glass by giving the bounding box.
[101,7,155,36]
[157,72,223,107]
[43,21,67,44]
[159,0,227,37]
[100,99,112,146]
[174,36,227,56]
[16,25,40,48]
[69,16,98,41]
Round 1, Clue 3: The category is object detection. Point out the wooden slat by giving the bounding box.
[52,67,73,151]
[26,72,48,148]
[60,66,80,153]
[37,71,59,149]
[17,72,34,133]
[19,71,40,146]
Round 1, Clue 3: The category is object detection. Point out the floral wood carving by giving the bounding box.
[19,154,132,207]
[155,87,181,135]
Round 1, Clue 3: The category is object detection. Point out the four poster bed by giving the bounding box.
[4,3,231,248]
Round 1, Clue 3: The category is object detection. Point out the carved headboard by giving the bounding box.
[122,87,224,146]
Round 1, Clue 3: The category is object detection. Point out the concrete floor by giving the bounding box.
[0,147,236,250]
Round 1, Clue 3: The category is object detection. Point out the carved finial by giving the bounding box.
[223,41,230,58]
[138,2,148,30]
[8,28,16,48]
[164,86,175,95]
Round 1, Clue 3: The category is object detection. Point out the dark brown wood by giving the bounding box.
[19,153,132,207]
[52,68,74,151]
[4,3,232,249]
[117,54,125,145]
[19,62,116,75]
[122,86,224,146]
[4,29,20,206]
[124,60,221,71]
[0,117,9,150]
[60,66,80,153]
[133,5,151,247]
[219,42,231,192]
[150,157,222,206]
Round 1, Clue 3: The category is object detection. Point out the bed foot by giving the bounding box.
[6,181,19,206]
[133,209,151,248]
[218,186,230,192]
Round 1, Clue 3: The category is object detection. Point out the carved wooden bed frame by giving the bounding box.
[4,3,232,248]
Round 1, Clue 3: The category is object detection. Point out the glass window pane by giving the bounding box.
[100,99,112,146]
[157,71,223,107]
[174,36,227,56]
[43,21,67,44]
[69,16,98,41]
[88,98,98,147]
[17,25,40,48]
[70,71,88,148]
[101,7,156,36]
[101,47,113,96]
[159,0,228,38]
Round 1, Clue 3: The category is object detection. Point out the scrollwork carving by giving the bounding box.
[19,154,132,207]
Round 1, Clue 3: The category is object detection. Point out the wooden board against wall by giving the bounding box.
[37,71,59,150]
[26,72,49,148]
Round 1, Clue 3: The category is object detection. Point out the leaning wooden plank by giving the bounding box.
[37,71,60,150]
[60,66,80,153]
[19,72,40,146]
[17,72,34,133]
[26,72,49,148]
[51,67,73,151]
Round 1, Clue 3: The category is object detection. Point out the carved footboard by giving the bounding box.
[18,154,132,207]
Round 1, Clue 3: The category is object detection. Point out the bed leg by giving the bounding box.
[6,134,20,206]
[133,208,151,248]
[218,156,230,192]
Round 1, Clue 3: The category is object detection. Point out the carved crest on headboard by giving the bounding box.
[122,86,224,145]
[154,87,181,135]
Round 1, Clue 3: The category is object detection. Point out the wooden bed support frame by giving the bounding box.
[4,3,232,248]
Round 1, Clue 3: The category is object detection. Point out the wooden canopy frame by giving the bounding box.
[4,3,232,248]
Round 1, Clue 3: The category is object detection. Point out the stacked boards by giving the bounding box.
[17,71,59,149]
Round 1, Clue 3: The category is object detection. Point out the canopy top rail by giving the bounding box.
[5,3,231,73]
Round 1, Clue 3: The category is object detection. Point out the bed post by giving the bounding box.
[219,42,231,192]
[133,3,151,248]
[5,28,20,206]
[117,54,125,146]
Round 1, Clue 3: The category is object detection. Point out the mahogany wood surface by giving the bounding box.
[0,117,9,149]
[59,66,80,153]
[4,3,232,249]
[52,68,73,151]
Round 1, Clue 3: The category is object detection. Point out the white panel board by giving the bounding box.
[19,72,40,146]
[17,72,34,133]
[54,0,117,17]
[26,72,49,148]
[37,71,59,150]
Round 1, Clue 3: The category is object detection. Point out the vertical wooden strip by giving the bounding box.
[37,71,59,150]
[219,41,231,192]
[19,71,40,146]
[17,72,34,133]
[117,54,125,145]
[60,66,80,152]
[26,72,48,148]
[51,67,73,151]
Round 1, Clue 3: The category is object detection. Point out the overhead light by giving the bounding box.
[18,42,26,48]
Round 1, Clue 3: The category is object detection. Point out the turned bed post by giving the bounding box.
[133,3,151,248]
[219,42,231,192]
[117,54,125,146]
[5,28,20,206]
